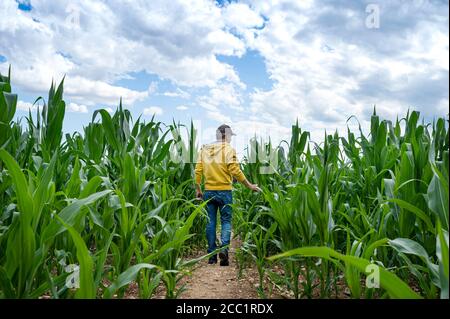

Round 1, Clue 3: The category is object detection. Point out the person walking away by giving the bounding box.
[194,124,261,266]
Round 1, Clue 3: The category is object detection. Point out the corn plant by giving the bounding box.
[0,67,448,299]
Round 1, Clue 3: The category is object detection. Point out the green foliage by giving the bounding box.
[237,108,448,299]
[0,69,448,300]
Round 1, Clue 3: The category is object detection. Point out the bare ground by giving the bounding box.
[177,238,259,299]
[123,236,262,299]
[125,237,354,299]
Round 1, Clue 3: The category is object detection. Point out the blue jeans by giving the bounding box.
[203,190,232,255]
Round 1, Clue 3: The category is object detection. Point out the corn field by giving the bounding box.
[0,68,448,299]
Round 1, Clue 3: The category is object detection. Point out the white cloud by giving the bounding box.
[197,83,245,120]
[163,88,191,99]
[65,76,149,106]
[17,99,88,114]
[16,100,36,111]
[176,105,189,111]
[207,29,246,57]
[67,102,88,113]
[0,0,150,107]
[223,3,264,30]
[143,106,163,116]
[244,0,449,137]
[1,0,448,145]
[17,100,88,114]
[148,82,158,95]
[0,0,253,107]
[206,111,231,124]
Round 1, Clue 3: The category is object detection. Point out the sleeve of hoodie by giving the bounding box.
[194,148,203,184]
[227,146,246,183]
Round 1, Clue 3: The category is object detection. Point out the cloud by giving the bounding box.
[148,81,158,95]
[1,0,448,146]
[17,100,88,114]
[0,0,256,107]
[64,76,149,106]
[67,102,88,113]
[0,0,151,107]
[17,99,88,114]
[223,2,264,30]
[143,106,163,116]
[176,105,189,111]
[163,88,191,99]
[16,100,36,111]
[245,0,448,137]
[206,111,231,124]
[197,83,245,120]
[221,2,265,47]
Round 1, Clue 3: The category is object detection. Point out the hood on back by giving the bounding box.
[202,142,228,162]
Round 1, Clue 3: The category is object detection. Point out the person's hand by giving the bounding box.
[250,184,262,192]
[196,189,203,200]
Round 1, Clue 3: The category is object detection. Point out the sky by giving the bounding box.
[0,0,448,157]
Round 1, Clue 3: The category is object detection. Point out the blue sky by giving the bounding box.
[0,0,448,155]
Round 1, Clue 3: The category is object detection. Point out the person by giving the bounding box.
[194,124,261,266]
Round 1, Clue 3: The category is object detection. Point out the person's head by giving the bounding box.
[216,124,235,143]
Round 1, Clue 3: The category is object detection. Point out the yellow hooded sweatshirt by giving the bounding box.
[195,142,246,190]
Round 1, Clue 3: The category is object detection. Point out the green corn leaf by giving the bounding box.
[104,263,158,299]
[388,238,429,260]
[0,266,15,298]
[386,199,434,233]
[428,173,449,230]
[32,152,57,230]
[42,190,112,242]
[0,149,34,223]
[55,215,96,299]
[436,222,449,299]
[268,246,421,299]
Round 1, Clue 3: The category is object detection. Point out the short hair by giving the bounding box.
[216,124,234,140]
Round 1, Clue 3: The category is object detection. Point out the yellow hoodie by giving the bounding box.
[195,142,246,190]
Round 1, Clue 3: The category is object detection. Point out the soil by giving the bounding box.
[124,236,350,299]
[38,238,421,299]
[178,239,259,299]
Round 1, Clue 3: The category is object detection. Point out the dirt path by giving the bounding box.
[127,235,351,299]
[179,237,259,299]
